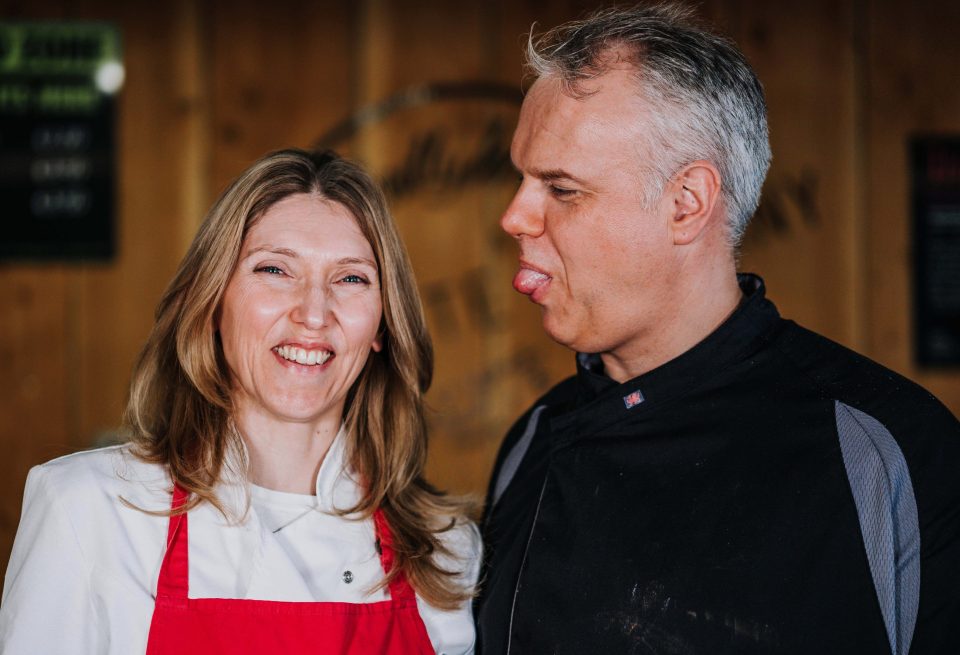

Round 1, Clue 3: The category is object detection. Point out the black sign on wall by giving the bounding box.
[0,23,121,260]
[912,136,960,367]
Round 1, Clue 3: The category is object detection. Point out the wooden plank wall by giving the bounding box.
[864,0,960,407]
[0,0,213,576]
[1,0,958,579]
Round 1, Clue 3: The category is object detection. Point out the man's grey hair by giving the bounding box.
[527,3,771,245]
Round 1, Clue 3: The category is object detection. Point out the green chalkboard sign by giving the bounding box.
[0,22,122,259]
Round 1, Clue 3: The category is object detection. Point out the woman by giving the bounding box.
[0,150,480,653]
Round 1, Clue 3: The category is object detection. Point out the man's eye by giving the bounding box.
[255,265,284,275]
[549,184,576,198]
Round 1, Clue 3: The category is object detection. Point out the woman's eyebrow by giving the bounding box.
[337,256,377,268]
[243,247,376,269]
[243,245,298,259]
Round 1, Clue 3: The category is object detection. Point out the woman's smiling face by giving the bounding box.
[217,193,383,428]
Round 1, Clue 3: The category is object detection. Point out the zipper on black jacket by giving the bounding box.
[505,473,549,655]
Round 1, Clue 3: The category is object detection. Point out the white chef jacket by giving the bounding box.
[0,429,480,654]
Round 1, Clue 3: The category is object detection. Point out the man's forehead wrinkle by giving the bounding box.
[537,113,576,148]
[514,70,648,188]
[579,111,614,141]
[527,127,591,184]
[515,105,578,173]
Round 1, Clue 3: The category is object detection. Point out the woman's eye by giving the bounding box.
[341,274,368,284]
[254,265,284,275]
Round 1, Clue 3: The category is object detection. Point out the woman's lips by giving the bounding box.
[274,345,332,366]
[271,343,335,370]
[513,266,552,299]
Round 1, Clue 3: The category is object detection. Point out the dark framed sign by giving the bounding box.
[912,136,960,367]
[0,22,121,260]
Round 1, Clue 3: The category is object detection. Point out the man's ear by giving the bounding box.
[669,160,722,245]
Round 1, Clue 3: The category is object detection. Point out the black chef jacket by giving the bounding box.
[476,274,960,655]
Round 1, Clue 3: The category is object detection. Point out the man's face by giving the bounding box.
[503,69,680,360]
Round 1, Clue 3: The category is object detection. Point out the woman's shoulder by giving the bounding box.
[415,516,482,652]
[439,516,482,559]
[434,515,483,584]
[27,443,170,511]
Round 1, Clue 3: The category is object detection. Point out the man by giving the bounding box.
[477,4,959,654]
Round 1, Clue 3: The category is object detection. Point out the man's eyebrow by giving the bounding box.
[530,167,587,185]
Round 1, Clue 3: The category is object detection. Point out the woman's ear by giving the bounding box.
[669,160,722,246]
[372,323,385,353]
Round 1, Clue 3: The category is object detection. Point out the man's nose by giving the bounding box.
[291,285,329,330]
[500,183,545,239]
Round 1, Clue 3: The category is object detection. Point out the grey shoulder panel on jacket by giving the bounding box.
[834,401,920,655]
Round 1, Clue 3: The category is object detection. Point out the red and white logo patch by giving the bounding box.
[623,390,645,409]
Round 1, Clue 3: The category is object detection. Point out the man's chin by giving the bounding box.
[542,313,621,359]
[541,312,583,353]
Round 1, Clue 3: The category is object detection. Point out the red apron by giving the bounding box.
[145,485,435,654]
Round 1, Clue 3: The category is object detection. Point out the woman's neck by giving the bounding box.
[233,409,342,495]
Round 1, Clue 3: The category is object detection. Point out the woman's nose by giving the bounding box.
[291,285,329,330]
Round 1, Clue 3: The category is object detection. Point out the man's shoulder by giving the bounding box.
[769,320,958,442]
[484,375,579,503]
[506,375,579,437]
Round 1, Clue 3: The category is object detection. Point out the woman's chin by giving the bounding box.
[231,394,343,429]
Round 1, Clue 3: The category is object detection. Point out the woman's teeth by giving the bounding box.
[274,345,332,366]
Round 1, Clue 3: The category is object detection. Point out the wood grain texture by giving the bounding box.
[75,0,208,454]
[863,0,960,408]
[0,268,72,578]
[209,0,356,189]
[722,0,861,348]
[0,0,211,573]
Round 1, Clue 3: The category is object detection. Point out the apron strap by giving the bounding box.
[155,484,191,600]
[373,508,416,602]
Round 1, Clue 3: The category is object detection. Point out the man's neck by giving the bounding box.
[600,272,743,383]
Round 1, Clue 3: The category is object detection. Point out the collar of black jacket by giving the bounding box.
[553,273,782,437]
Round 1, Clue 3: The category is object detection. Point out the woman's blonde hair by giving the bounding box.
[125,149,471,608]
